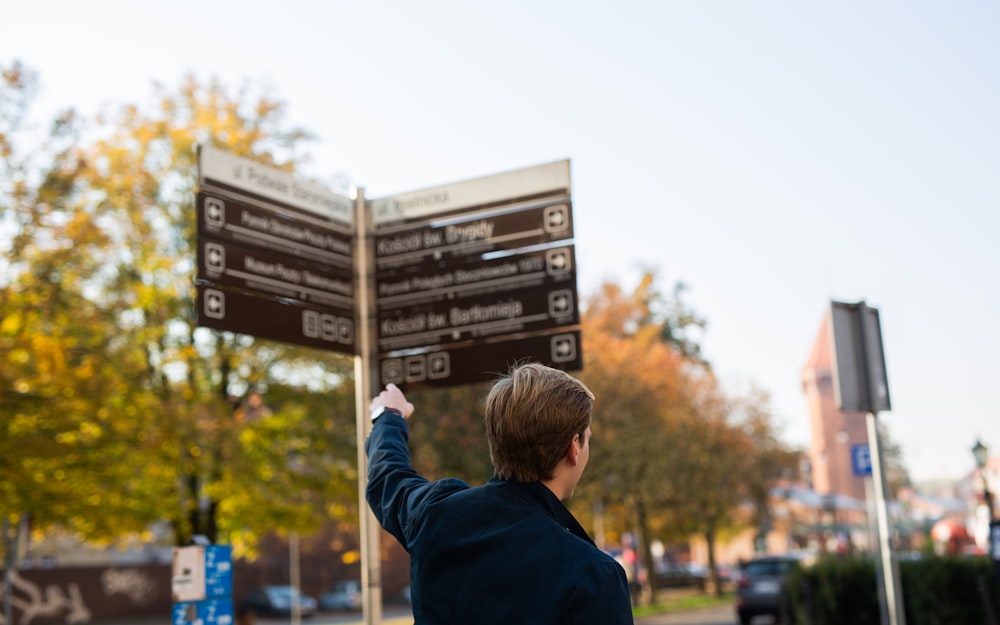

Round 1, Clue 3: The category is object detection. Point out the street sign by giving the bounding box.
[196,283,354,351]
[370,160,580,387]
[198,235,353,310]
[199,145,353,226]
[851,443,872,477]
[379,330,582,388]
[195,147,356,355]
[172,546,206,603]
[377,282,578,352]
[830,300,892,413]
[197,191,353,267]
[376,245,576,308]
[370,159,570,226]
[172,598,233,625]
[373,199,572,269]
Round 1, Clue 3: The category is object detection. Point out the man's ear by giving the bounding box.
[566,434,581,465]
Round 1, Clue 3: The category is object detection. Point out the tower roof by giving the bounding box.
[803,311,832,373]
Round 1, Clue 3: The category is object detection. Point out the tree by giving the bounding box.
[570,272,800,602]
[573,273,709,602]
[74,74,359,550]
[1,61,157,543]
[1,65,357,556]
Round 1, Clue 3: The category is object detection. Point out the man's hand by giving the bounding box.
[369,383,415,420]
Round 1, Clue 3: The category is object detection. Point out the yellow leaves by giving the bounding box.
[1,312,24,334]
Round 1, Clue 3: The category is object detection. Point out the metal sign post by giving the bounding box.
[830,300,905,625]
[353,188,382,625]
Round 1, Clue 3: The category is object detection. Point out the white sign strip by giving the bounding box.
[198,145,353,227]
[371,160,570,226]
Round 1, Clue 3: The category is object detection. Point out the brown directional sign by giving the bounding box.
[198,235,353,310]
[374,199,572,270]
[196,283,354,351]
[376,245,576,308]
[377,282,578,352]
[195,147,356,355]
[378,330,582,389]
[370,160,580,387]
[197,191,352,268]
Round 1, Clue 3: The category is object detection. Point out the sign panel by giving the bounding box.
[198,236,353,310]
[851,443,872,477]
[203,545,233,600]
[370,160,580,388]
[195,148,355,354]
[379,330,582,388]
[377,245,576,308]
[378,282,578,352]
[370,159,570,226]
[374,200,572,269]
[199,145,353,226]
[172,598,233,625]
[196,283,354,352]
[830,300,891,413]
[172,546,206,603]
[197,192,352,267]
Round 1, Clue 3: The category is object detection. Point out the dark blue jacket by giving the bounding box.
[366,412,634,625]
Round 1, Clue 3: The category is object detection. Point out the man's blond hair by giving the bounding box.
[484,363,594,482]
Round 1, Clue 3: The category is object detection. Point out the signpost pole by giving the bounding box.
[353,188,381,625]
[830,300,905,625]
[866,412,905,625]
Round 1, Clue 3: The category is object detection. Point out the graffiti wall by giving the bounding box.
[0,566,170,625]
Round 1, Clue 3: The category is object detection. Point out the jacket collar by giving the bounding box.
[487,477,595,546]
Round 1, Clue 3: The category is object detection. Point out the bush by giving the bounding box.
[784,554,999,625]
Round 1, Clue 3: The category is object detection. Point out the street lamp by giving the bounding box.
[972,439,994,522]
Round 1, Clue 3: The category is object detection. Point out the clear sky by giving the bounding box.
[5,1,998,484]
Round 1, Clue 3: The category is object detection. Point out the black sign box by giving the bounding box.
[196,282,355,355]
[377,282,579,352]
[197,191,352,268]
[378,329,582,389]
[198,235,353,310]
[373,200,573,269]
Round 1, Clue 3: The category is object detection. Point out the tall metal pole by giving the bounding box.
[866,412,906,625]
[3,517,13,625]
[353,188,381,625]
[289,531,301,625]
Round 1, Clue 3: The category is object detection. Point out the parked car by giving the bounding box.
[734,555,800,624]
[241,585,317,618]
[319,580,362,611]
[652,561,707,591]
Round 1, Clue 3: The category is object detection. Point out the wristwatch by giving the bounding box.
[370,407,403,422]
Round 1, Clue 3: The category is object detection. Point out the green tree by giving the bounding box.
[1,64,357,557]
[1,61,157,543]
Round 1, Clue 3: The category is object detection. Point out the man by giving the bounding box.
[366,363,634,625]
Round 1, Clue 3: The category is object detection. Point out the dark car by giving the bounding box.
[241,585,317,618]
[319,580,362,612]
[734,555,800,624]
[652,561,707,591]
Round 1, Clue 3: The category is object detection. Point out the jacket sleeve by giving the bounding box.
[567,560,635,625]
[364,413,467,550]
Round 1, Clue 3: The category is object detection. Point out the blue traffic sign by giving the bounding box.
[851,443,872,477]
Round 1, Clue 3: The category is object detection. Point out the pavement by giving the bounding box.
[636,603,737,625]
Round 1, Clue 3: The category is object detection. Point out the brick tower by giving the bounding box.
[801,312,869,502]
